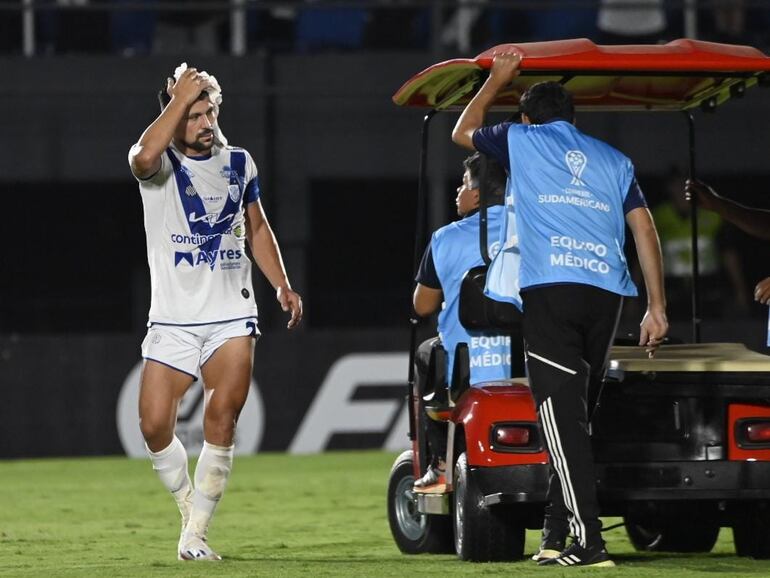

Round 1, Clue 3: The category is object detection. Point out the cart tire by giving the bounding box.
[387,450,454,554]
[453,452,525,561]
[733,501,770,559]
[624,516,719,553]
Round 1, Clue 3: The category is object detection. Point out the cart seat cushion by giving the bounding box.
[459,265,522,331]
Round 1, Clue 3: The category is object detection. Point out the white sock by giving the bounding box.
[146,436,193,523]
[187,441,234,538]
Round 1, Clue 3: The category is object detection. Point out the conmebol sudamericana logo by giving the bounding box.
[565,150,587,186]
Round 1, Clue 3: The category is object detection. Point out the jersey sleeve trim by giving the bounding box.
[129,144,168,184]
[623,177,648,214]
[245,177,261,204]
[472,122,512,171]
[416,243,441,289]
[136,165,162,182]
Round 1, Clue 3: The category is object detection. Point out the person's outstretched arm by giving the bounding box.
[685,179,770,241]
[452,53,521,150]
[626,207,668,356]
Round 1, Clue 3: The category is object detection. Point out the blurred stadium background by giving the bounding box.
[3,0,770,460]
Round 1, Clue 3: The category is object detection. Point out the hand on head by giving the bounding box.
[167,67,213,107]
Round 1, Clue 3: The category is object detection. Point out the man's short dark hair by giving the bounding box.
[157,80,209,111]
[519,81,574,125]
[464,152,507,206]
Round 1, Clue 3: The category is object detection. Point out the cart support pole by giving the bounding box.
[413,110,438,280]
[407,110,438,447]
[406,317,419,443]
[686,111,702,343]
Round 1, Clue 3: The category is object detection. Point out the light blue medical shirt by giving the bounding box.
[474,120,646,297]
[417,206,512,385]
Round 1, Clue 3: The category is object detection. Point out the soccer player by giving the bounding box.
[453,53,667,567]
[412,152,512,489]
[128,64,302,561]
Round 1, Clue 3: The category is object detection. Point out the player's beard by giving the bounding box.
[185,130,215,153]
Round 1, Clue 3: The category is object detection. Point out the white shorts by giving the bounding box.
[141,316,259,380]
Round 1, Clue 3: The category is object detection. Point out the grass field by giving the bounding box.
[1,450,769,577]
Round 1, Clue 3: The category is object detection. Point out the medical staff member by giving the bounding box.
[452,53,668,567]
[412,152,511,489]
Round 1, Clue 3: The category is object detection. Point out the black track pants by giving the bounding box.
[522,284,623,549]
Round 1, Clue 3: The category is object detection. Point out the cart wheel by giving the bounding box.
[387,450,453,554]
[733,501,770,559]
[624,516,719,553]
[453,452,525,561]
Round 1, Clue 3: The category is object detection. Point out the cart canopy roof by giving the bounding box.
[393,39,770,112]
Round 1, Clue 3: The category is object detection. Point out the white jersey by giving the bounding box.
[130,143,260,325]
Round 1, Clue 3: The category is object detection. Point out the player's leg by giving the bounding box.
[139,360,197,535]
[139,325,202,555]
[140,360,196,451]
[200,335,253,446]
[180,333,254,561]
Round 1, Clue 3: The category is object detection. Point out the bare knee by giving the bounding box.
[140,413,175,452]
[204,405,241,446]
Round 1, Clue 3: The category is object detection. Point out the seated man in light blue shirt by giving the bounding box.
[412,152,511,489]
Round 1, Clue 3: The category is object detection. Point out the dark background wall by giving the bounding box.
[4,53,770,335]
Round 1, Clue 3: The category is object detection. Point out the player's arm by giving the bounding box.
[626,207,668,355]
[452,52,521,150]
[413,284,443,317]
[129,69,212,179]
[686,179,770,241]
[245,199,303,329]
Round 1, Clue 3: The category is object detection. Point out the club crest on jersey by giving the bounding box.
[185,184,198,197]
[228,184,241,203]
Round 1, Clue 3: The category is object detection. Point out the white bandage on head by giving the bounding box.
[173,62,228,147]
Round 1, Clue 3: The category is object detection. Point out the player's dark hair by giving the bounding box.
[157,79,210,112]
[464,152,506,206]
[519,81,574,124]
